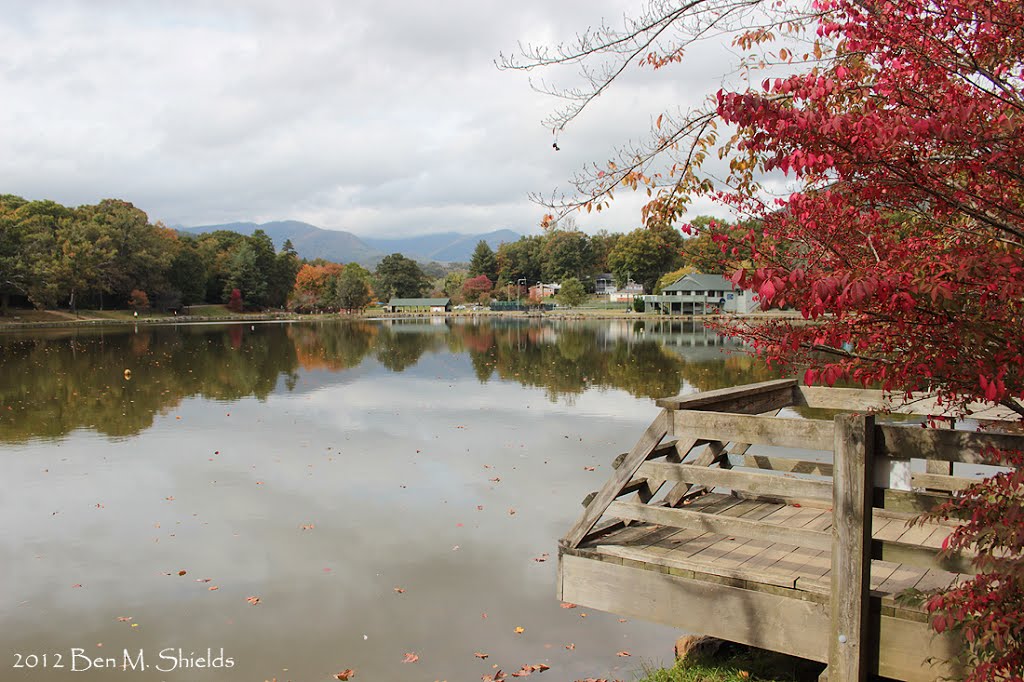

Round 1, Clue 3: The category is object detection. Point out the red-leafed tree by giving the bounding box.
[461,274,494,303]
[226,288,243,313]
[508,0,1024,676]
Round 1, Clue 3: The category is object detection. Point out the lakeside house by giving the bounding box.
[528,283,560,299]
[594,273,645,302]
[383,297,452,313]
[642,273,758,314]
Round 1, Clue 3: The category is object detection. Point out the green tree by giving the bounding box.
[336,264,372,311]
[374,253,429,299]
[557,277,587,307]
[267,238,300,308]
[469,240,498,283]
[167,238,208,306]
[222,242,267,306]
[607,223,686,294]
[589,230,622,274]
[541,230,594,283]
[496,236,543,285]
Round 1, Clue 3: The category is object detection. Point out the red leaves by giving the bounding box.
[401,652,419,664]
[334,670,355,680]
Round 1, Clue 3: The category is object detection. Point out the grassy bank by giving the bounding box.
[638,648,823,682]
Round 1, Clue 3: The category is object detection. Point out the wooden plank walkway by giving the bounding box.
[575,493,958,614]
[556,380,1024,682]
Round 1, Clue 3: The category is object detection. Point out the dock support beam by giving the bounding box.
[829,414,875,681]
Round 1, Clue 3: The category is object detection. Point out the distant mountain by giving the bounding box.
[363,229,522,263]
[179,221,523,266]
[180,220,382,266]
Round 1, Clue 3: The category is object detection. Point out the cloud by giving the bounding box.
[0,0,741,236]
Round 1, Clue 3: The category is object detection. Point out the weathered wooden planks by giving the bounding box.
[656,378,798,410]
[875,424,1024,464]
[675,410,834,451]
[562,409,670,548]
[606,500,833,550]
[829,414,875,682]
[637,461,833,501]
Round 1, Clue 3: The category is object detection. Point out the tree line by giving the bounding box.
[1,193,738,314]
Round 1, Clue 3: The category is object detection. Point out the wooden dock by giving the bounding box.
[558,379,1022,682]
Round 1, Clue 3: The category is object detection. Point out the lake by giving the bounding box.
[0,318,778,681]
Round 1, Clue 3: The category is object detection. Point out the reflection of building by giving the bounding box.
[643,274,758,315]
[383,298,452,313]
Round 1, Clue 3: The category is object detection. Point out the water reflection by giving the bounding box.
[0,319,776,443]
[0,319,781,682]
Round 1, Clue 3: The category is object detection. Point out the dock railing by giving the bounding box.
[559,378,1023,682]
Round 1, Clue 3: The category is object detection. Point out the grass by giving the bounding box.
[637,647,824,682]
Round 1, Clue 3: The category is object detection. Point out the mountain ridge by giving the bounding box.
[179,221,523,266]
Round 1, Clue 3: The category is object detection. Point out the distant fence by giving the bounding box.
[489,302,553,312]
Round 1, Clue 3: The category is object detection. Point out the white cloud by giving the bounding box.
[0,0,743,236]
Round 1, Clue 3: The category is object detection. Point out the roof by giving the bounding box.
[662,273,735,293]
[386,298,451,307]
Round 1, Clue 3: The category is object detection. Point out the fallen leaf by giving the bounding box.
[474,652,489,659]
[564,643,575,650]
[583,466,595,471]
[560,602,577,609]
[617,618,627,623]
[300,524,315,531]
[334,670,355,680]
[533,553,549,562]
[514,626,525,634]
[512,663,551,677]
[508,508,517,516]
[195,578,212,583]
[616,651,631,657]
[116,617,132,622]
[394,587,405,594]
[489,477,501,483]
[402,652,419,664]
[178,570,187,576]
[482,670,506,682]
[208,586,219,591]
[246,596,261,605]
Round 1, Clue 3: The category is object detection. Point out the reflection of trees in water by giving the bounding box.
[289,321,378,371]
[0,319,780,442]
[0,325,299,443]
[455,321,779,402]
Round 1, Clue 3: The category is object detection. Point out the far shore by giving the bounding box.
[0,306,803,332]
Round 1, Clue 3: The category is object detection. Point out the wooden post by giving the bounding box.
[829,414,875,682]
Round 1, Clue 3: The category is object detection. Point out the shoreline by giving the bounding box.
[0,308,802,332]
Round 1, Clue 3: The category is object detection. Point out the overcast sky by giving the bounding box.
[0,1,740,237]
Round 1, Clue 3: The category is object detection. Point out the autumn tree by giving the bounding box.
[290,262,344,312]
[461,274,493,303]
[508,0,1024,676]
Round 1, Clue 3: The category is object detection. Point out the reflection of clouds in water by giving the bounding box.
[279,362,660,437]
[2,372,677,680]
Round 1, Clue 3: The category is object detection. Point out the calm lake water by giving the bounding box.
[0,318,778,681]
